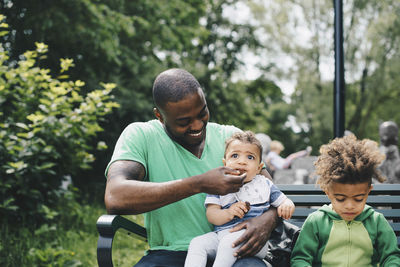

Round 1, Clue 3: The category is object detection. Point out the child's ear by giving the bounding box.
[258,162,264,173]
[368,184,373,193]
[222,158,226,166]
[324,189,333,200]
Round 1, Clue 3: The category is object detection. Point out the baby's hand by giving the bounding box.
[277,198,295,220]
[226,201,249,219]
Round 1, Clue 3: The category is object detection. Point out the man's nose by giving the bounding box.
[190,119,204,131]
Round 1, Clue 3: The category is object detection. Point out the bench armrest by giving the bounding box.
[96,214,147,267]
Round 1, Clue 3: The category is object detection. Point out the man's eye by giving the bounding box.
[336,198,345,202]
[354,198,364,202]
[177,120,190,127]
[199,111,208,119]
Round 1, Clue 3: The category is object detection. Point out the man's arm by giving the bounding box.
[104,160,247,215]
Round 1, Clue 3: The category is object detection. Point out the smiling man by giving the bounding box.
[104,68,278,267]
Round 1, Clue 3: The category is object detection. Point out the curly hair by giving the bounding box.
[315,135,385,190]
[225,131,263,163]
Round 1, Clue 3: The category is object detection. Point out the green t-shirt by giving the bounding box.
[106,119,240,251]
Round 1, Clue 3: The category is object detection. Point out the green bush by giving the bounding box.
[0,15,119,222]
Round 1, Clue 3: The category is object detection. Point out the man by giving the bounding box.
[104,68,278,266]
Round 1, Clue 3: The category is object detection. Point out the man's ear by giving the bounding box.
[154,108,164,123]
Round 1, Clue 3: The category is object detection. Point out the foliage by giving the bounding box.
[249,0,400,151]
[0,0,287,186]
[0,16,119,222]
[0,194,147,267]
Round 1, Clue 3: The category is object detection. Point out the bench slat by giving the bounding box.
[391,223,400,232]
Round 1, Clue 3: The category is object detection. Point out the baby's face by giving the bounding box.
[223,140,263,183]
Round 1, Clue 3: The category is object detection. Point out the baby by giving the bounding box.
[184,131,295,267]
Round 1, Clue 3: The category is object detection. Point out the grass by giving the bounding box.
[0,200,148,266]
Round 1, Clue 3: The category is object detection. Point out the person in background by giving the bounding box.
[255,133,273,175]
[185,131,295,267]
[104,68,279,267]
[266,140,311,171]
[290,135,400,266]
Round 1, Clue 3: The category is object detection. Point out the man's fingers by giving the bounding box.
[234,235,261,257]
[224,167,241,175]
[229,221,246,233]
[231,225,248,247]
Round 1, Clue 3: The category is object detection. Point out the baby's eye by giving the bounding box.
[336,198,345,202]
[231,154,238,158]
[247,155,255,160]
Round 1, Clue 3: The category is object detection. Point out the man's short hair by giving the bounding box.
[152,68,201,109]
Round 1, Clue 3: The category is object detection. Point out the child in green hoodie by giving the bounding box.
[291,135,400,266]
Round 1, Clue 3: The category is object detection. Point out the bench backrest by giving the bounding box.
[277,184,400,246]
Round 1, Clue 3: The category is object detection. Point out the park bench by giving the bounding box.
[96,183,400,267]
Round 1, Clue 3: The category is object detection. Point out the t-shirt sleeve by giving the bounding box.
[204,194,221,207]
[104,123,148,178]
[268,181,287,207]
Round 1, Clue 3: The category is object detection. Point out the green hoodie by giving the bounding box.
[291,204,400,267]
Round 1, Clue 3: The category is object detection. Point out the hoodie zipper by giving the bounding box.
[347,221,352,267]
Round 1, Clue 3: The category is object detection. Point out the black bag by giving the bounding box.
[263,220,300,267]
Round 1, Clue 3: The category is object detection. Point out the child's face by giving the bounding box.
[325,182,372,221]
[223,140,264,183]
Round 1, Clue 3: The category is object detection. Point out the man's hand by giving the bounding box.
[277,198,295,220]
[229,208,278,258]
[197,167,246,195]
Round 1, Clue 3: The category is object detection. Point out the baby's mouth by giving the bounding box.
[236,169,246,175]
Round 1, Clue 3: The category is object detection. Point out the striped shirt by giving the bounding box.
[205,174,287,232]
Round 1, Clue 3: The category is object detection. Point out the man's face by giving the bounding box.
[155,88,209,149]
[223,140,264,183]
[325,182,372,221]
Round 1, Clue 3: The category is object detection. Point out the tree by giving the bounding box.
[248,0,400,149]
[0,15,119,221]
[2,0,286,188]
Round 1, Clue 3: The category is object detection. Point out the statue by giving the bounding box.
[378,121,400,183]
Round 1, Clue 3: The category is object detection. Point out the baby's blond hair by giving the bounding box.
[270,140,284,152]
